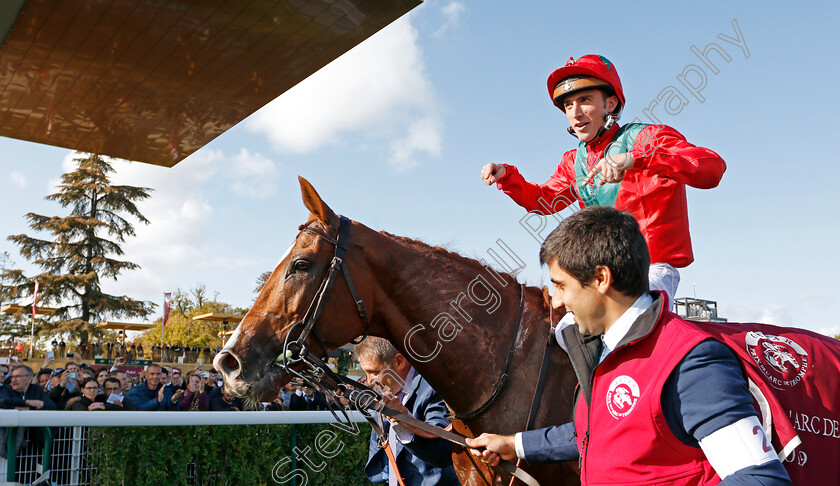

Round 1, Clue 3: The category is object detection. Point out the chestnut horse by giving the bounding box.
[215,178,580,485]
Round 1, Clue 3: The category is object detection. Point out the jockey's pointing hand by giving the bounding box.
[481,163,507,185]
[465,433,517,467]
[583,151,634,186]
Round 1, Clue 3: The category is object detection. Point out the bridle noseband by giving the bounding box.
[279,215,371,374]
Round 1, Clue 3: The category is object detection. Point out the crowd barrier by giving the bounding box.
[0,411,368,486]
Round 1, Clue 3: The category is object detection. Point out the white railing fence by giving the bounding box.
[0,411,367,486]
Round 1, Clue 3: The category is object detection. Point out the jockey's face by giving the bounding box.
[562,89,618,142]
[549,260,609,336]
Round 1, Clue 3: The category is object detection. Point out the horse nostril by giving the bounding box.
[223,353,239,371]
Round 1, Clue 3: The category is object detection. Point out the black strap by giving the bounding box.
[463,448,494,486]
[455,284,526,421]
[525,327,555,431]
[343,261,370,345]
[287,216,371,359]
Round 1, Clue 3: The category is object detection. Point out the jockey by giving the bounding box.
[481,54,726,337]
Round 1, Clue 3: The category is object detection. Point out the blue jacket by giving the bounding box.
[0,383,56,410]
[365,369,459,486]
[128,382,179,411]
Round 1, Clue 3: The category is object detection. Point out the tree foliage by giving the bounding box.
[254,270,272,297]
[139,285,249,349]
[0,251,31,340]
[0,153,155,343]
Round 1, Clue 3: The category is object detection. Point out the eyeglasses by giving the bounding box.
[9,374,30,380]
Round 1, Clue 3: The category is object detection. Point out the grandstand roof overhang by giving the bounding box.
[0,0,421,166]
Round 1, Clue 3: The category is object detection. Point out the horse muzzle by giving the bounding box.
[214,351,251,397]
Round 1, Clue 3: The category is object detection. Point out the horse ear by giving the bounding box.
[299,176,339,226]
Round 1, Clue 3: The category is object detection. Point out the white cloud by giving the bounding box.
[61,152,77,173]
[725,304,793,327]
[389,116,442,170]
[75,147,281,312]
[436,2,466,37]
[816,325,840,338]
[758,305,793,326]
[9,171,26,187]
[44,151,80,193]
[229,148,281,199]
[247,15,441,170]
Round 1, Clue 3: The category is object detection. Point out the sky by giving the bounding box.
[1,0,839,338]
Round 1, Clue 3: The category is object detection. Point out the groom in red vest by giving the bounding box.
[467,206,791,485]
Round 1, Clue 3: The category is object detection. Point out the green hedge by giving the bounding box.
[87,422,372,485]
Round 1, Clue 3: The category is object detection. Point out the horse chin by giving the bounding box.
[224,379,252,399]
[248,365,288,402]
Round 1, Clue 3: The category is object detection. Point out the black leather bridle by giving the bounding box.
[278,215,370,376]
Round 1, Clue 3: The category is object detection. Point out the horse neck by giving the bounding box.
[358,228,532,412]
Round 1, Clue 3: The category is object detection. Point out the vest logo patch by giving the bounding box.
[745,331,809,389]
[606,375,640,419]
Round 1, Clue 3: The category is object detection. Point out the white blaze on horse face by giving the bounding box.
[222,326,242,356]
[276,242,296,268]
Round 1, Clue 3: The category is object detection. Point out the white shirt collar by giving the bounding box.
[398,367,416,404]
[601,293,654,357]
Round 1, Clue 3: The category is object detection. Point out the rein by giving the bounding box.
[454,283,527,421]
[288,349,540,486]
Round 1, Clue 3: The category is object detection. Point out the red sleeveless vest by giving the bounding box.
[574,312,720,485]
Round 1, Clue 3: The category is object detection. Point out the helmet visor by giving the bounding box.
[552,76,613,110]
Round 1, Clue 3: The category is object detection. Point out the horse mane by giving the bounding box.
[377,230,521,287]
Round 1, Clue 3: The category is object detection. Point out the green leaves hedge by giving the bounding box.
[87,422,372,485]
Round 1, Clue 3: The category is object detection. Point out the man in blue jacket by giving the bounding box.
[0,364,56,459]
[0,365,56,410]
[128,363,180,411]
[357,337,460,486]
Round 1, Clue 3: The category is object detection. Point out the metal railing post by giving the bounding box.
[5,427,17,482]
[40,427,52,477]
[70,426,83,485]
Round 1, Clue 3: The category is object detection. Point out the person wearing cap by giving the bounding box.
[481,55,725,321]
[48,361,82,410]
[47,367,63,390]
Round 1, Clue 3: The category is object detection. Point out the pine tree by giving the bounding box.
[0,251,30,341]
[0,153,156,344]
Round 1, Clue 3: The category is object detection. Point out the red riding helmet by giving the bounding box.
[547,55,625,113]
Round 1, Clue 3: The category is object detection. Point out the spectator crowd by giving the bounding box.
[42,339,221,363]
[0,357,332,412]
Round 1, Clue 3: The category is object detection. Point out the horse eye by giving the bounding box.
[293,260,311,272]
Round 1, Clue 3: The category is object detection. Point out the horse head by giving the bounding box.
[214,177,376,400]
